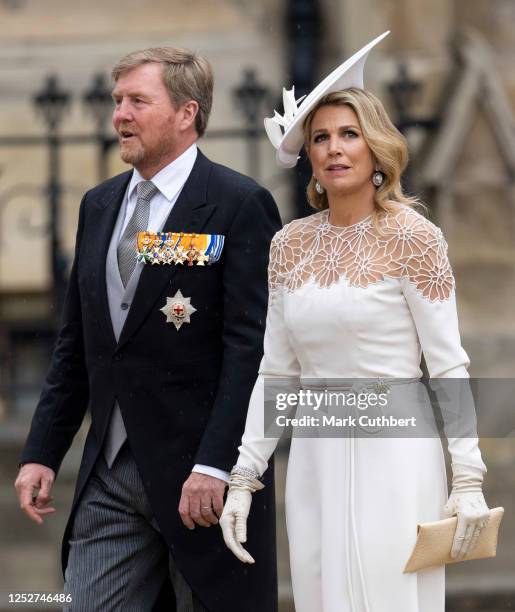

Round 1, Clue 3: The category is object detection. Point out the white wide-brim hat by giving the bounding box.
[264,31,390,168]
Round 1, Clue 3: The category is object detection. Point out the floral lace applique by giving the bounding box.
[269,207,454,303]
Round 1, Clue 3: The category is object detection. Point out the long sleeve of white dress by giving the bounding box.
[399,222,486,474]
[237,236,301,476]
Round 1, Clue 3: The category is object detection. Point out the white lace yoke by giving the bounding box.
[269,207,454,303]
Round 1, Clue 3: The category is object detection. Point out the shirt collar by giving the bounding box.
[127,143,198,202]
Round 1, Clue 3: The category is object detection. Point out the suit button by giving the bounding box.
[121,302,129,310]
[114,354,122,362]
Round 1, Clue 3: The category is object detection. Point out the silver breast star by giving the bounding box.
[160,289,197,330]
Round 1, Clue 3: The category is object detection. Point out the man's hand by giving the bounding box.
[178,473,227,529]
[15,463,56,525]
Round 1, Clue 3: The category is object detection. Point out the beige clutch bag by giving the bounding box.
[404,507,504,573]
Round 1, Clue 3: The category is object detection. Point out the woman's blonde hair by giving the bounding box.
[303,88,420,214]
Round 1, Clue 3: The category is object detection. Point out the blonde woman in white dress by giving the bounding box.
[220,33,490,612]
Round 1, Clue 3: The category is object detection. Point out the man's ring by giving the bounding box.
[202,506,211,509]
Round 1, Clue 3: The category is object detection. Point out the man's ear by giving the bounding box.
[179,100,199,133]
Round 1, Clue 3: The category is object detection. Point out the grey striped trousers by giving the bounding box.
[63,444,207,611]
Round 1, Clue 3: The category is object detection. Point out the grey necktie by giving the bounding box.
[117,180,158,287]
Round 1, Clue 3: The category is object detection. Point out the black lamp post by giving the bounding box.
[33,75,70,318]
[386,62,439,192]
[386,62,441,134]
[287,0,321,219]
[232,68,271,180]
[83,73,115,181]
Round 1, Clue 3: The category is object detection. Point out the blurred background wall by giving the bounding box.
[0,0,514,610]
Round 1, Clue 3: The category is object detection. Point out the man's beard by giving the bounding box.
[119,136,175,170]
[119,139,145,165]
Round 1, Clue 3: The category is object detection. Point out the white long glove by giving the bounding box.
[220,471,264,564]
[443,463,490,560]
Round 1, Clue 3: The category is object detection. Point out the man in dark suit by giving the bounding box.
[15,47,281,611]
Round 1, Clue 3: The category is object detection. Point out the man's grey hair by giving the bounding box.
[112,47,214,137]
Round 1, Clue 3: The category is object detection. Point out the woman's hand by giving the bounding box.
[443,463,490,560]
[220,488,255,563]
[219,467,264,564]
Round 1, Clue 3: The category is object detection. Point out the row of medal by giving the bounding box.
[136,231,225,266]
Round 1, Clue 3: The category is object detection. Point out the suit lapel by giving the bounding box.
[116,151,215,350]
[88,171,132,348]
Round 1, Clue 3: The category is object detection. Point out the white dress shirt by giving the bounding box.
[121,142,197,236]
[123,143,229,483]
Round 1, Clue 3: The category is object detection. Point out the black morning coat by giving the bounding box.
[21,150,282,612]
